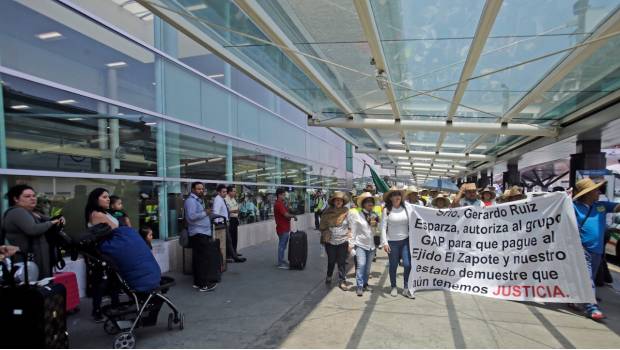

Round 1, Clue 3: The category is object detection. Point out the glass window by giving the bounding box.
[0,1,157,110]
[2,74,158,176]
[2,175,162,239]
[164,121,228,180]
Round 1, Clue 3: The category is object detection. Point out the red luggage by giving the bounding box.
[53,272,80,313]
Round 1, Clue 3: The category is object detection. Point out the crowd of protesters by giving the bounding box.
[1,176,618,324]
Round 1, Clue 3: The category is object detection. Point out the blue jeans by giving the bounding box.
[355,247,373,288]
[584,249,602,312]
[388,239,411,289]
[278,232,290,265]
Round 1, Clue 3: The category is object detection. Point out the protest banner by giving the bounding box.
[408,192,595,303]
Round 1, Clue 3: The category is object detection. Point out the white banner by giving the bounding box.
[408,192,595,303]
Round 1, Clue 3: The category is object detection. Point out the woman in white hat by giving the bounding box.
[381,187,414,299]
[405,186,424,206]
[572,178,620,321]
[319,191,352,290]
[349,192,379,296]
[479,186,496,207]
[431,194,451,209]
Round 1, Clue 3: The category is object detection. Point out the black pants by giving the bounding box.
[325,242,348,282]
[314,211,321,230]
[191,234,211,287]
[227,218,239,258]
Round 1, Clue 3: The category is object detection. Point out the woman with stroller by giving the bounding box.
[2,184,65,279]
[85,188,120,323]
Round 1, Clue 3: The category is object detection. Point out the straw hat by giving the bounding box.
[504,186,526,200]
[460,183,477,191]
[432,194,451,207]
[356,192,375,208]
[329,191,349,206]
[405,185,419,197]
[383,186,405,202]
[573,178,606,200]
[479,186,496,200]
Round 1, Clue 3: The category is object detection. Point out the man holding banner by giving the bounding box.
[572,178,620,320]
[407,190,598,318]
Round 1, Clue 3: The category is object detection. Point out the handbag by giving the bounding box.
[320,229,331,245]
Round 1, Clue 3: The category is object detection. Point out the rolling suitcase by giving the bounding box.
[53,272,80,313]
[206,238,223,283]
[288,230,308,270]
[0,252,69,348]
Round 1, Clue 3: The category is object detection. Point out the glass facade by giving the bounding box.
[0,0,371,240]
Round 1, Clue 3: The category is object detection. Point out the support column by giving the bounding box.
[503,159,520,189]
[466,174,478,184]
[569,139,606,189]
[479,170,489,188]
[0,82,8,216]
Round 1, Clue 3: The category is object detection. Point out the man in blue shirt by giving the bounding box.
[213,184,246,263]
[573,178,620,320]
[184,182,217,292]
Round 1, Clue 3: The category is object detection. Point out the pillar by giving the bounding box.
[569,139,606,189]
[479,170,489,188]
[503,159,520,189]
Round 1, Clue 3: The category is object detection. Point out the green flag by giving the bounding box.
[368,164,389,193]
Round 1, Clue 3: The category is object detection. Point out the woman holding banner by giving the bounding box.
[349,192,379,297]
[381,187,414,299]
[320,191,352,291]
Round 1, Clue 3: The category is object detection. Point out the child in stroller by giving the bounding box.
[70,224,184,349]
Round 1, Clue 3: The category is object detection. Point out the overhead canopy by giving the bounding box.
[139,0,620,183]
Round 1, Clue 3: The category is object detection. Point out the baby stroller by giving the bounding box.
[67,226,184,349]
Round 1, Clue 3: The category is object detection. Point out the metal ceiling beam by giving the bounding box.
[379,162,469,170]
[233,0,390,155]
[356,147,495,161]
[354,0,411,153]
[459,90,620,176]
[137,0,379,167]
[309,118,557,137]
[433,0,502,162]
[464,8,620,153]
[501,9,620,123]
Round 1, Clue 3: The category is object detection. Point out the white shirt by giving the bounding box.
[381,205,409,245]
[213,195,229,218]
[349,210,376,251]
[225,196,239,218]
[329,214,350,246]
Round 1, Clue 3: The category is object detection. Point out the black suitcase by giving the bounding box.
[288,230,308,270]
[0,252,69,348]
[206,238,223,283]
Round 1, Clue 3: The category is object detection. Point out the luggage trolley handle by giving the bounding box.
[209,214,228,228]
[1,251,31,287]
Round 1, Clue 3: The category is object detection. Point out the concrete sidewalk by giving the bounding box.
[69,230,620,348]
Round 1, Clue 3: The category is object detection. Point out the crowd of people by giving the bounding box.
[0,177,618,325]
[302,180,619,321]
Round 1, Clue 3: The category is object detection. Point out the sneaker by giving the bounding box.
[233,257,247,263]
[390,287,398,297]
[325,276,332,284]
[277,263,289,270]
[356,287,363,297]
[339,282,348,291]
[403,289,415,299]
[588,308,606,321]
[199,283,217,292]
